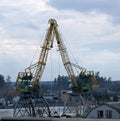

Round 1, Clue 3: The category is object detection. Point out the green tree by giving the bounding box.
[5,75,11,88]
[54,75,70,91]
[0,74,5,88]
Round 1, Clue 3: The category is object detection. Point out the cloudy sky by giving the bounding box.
[0,0,120,82]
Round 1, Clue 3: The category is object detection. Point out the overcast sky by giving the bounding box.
[0,0,120,82]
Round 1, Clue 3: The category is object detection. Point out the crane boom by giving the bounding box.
[32,19,55,85]
[53,21,78,88]
[32,19,78,88]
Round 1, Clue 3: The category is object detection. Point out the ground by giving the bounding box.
[0,109,119,121]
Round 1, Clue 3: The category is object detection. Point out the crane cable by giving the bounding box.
[57,48,61,77]
[29,23,49,74]
[58,28,81,75]
[50,43,61,81]
[50,50,53,81]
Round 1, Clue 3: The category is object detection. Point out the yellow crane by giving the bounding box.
[14,19,98,118]
[15,19,97,93]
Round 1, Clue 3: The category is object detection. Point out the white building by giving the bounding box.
[86,104,120,119]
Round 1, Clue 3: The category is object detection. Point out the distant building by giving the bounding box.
[86,103,120,119]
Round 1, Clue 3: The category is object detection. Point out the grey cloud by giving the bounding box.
[12,22,40,30]
[0,5,41,40]
[49,0,120,24]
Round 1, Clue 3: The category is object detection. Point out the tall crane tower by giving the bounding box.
[14,19,98,118]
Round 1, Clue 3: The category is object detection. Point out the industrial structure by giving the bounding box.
[14,19,98,118]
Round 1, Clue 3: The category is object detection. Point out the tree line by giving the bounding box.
[0,74,16,103]
[51,72,120,103]
[0,72,120,103]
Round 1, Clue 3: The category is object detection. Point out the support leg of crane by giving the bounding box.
[62,93,83,118]
[34,96,51,117]
[61,92,96,118]
[13,93,51,117]
[13,93,36,117]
